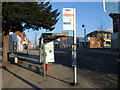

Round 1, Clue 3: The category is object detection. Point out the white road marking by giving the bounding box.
[108,74,117,80]
[87,76,109,87]
[101,76,117,84]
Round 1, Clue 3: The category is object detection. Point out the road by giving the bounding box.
[54,48,118,88]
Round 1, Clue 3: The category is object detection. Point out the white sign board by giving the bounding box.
[63,8,75,30]
[45,41,54,63]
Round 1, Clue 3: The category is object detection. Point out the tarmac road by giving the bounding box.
[54,48,118,88]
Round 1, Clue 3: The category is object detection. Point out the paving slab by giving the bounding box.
[1,49,94,89]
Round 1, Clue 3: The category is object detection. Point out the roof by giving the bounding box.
[87,30,112,36]
[39,33,66,44]
[15,31,26,39]
[61,36,73,41]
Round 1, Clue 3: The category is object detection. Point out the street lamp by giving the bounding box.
[34,30,37,47]
[82,24,87,49]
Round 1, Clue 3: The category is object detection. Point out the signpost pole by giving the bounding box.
[72,8,78,86]
[14,42,18,63]
[42,38,46,77]
[43,43,46,77]
[63,8,78,85]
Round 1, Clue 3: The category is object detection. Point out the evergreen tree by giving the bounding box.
[2,2,60,34]
[2,2,60,64]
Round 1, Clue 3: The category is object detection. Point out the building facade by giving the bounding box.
[109,13,120,51]
[58,36,89,48]
[87,30,112,48]
[9,31,30,53]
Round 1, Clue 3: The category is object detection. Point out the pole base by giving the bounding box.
[70,82,79,86]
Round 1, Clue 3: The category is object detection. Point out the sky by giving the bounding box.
[24,2,113,45]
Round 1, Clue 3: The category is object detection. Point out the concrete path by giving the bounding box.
[1,49,93,89]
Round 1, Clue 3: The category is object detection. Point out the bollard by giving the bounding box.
[14,54,18,63]
[46,63,49,75]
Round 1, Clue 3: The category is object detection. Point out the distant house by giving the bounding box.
[59,36,89,48]
[87,30,112,48]
[9,31,30,53]
[9,32,22,52]
[60,36,73,48]
[77,37,89,48]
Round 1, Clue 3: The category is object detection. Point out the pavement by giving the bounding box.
[1,48,118,89]
[1,49,94,89]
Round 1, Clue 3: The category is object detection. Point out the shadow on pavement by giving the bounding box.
[13,62,73,85]
[47,75,72,85]
[14,53,73,85]
[1,66,41,89]
[14,63,44,76]
[18,52,39,60]
[18,57,40,65]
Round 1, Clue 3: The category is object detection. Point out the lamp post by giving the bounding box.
[34,30,37,47]
[82,24,87,49]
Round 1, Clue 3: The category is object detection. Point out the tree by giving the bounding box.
[2,2,60,64]
[96,22,107,49]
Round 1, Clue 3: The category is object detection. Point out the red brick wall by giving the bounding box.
[61,37,72,41]
[90,37,101,48]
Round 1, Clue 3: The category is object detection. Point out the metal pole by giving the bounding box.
[82,24,87,49]
[72,8,78,86]
[43,44,46,77]
[41,38,46,77]
[35,30,37,46]
[14,42,18,63]
[74,66,77,83]
[84,28,86,49]
[27,47,28,56]
[40,38,43,64]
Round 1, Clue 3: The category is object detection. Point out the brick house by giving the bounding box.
[87,30,112,48]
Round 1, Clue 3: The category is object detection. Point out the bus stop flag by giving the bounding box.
[63,8,75,30]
